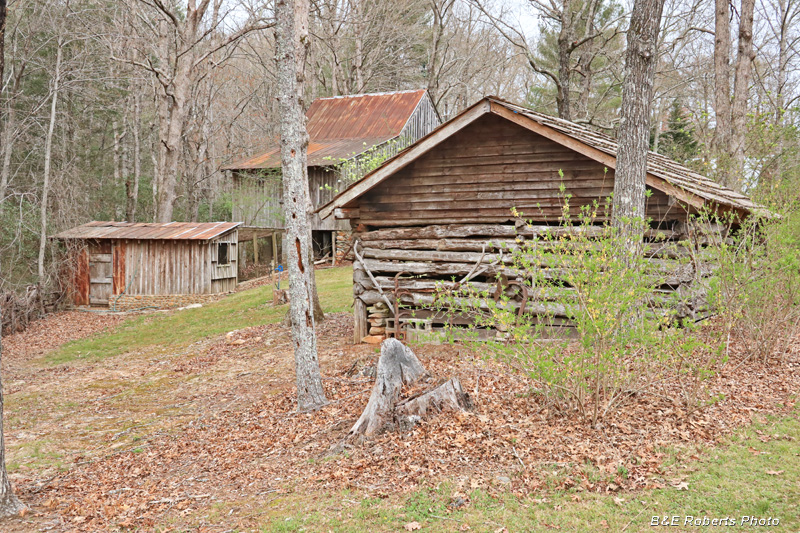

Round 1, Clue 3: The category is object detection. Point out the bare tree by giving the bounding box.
[612,0,666,247]
[277,0,328,412]
[713,0,757,187]
[731,0,756,179]
[471,0,624,121]
[0,2,24,517]
[115,0,271,222]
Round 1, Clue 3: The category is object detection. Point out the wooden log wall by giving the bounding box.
[351,222,717,343]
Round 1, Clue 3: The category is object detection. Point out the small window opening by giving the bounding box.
[218,242,230,265]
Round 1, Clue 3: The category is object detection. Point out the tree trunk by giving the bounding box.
[347,339,472,439]
[713,0,732,177]
[555,0,575,121]
[612,0,665,251]
[0,308,24,519]
[0,0,5,84]
[730,0,755,185]
[349,339,427,437]
[126,93,141,222]
[38,42,63,282]
[0,2,22,516]
[277,0,328,412]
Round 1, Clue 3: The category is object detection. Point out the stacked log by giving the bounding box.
[351,222,720,343]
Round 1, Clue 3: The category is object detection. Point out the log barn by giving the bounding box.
[317,96,763,343]
[223,89,441,262]
[54,221,240,310]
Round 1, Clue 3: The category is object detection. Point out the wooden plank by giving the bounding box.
[366,175,613,193]
[362,247,513,264]
[354,298,368,344]
[360,224,605,241]
[364,188,614,205]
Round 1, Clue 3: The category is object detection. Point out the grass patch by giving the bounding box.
[45,266,353,365]
[255,408,800,532]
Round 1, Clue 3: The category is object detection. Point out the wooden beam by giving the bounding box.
[354,297,368,344]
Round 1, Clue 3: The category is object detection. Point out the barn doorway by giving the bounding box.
[88,241,113,306]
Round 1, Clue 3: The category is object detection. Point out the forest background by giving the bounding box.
[1,0,798,294]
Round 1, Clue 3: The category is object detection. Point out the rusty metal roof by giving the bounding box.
[224,90,427,170]
[53,221,241,241]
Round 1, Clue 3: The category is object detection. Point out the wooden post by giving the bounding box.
[271,232,278,265]
[332,230,337,266]
[354,297,368,344]
[253,235,259,264]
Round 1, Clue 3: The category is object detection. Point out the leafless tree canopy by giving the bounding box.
[0,0,798,291]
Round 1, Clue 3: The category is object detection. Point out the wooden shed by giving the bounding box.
[54,221,240,310]
[223,89,441,261]
[317,96,763,343]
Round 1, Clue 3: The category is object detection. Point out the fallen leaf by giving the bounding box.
[766,470,784,476]
[674,482,689,491]
[405,522,422,531]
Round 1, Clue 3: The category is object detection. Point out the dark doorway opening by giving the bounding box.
[311,230,333,260]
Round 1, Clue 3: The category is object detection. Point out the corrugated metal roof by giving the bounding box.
[53,221,241,241]
[224,136,392,170]
[224,90,427,170]
[491,97,761,214]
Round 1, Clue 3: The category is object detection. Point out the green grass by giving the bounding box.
[254,408,800,532]
[45,266,353,365]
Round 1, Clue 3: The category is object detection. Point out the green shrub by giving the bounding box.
[705,208,800,363]
[431,195,715,425]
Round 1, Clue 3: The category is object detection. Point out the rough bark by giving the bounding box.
[713,0,732,165]
[0,308,24,518]
[0,0,5,85]
[125,93,141,222]
[0,0,6,213]
[38,42,63,281]
[555,0,575,121]
[347,339,472,439]
[349,339,427,437]
[611,0,665,250]
[730,0,756,183]
[277,0,328,412]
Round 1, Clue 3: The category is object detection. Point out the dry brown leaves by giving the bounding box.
[2,310,126,364]
[6,313,800,531]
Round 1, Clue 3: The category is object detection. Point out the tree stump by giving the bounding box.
[273,289,288,306]
[346,338,472,440]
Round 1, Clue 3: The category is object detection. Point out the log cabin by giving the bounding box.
[223,90,441,262]
[317,96,764,343]
[54,221,239,310]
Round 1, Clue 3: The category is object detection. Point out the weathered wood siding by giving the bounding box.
[117,230,238,296]
[352,114,691,227]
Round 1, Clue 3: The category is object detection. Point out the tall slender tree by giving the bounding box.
[0,7,25,515]
[276,0,327,412]
[612,0,666,249]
